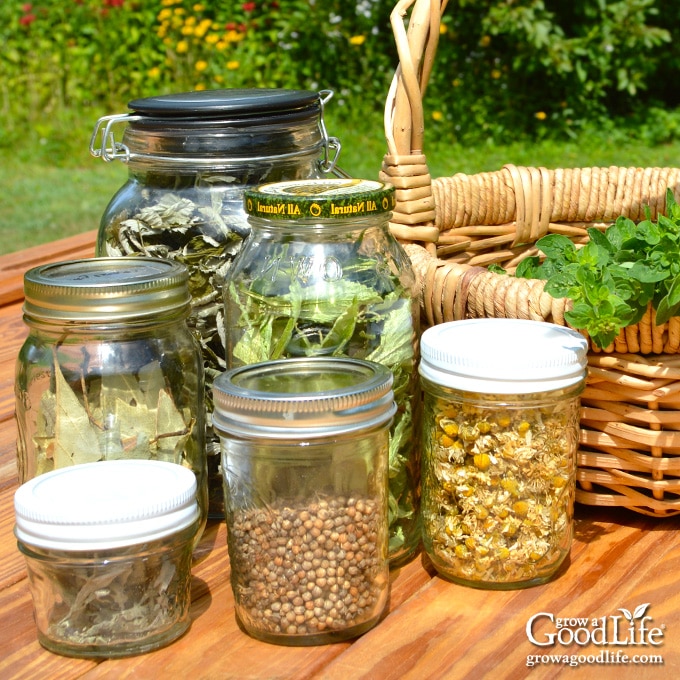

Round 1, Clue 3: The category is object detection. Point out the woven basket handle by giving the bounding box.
[380,0,447,246]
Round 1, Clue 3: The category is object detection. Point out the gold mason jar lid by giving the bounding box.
[23,257,191,324]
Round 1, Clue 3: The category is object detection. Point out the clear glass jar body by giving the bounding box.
[224,217,421,566]
[420,378,583,589]
[18,520,198,657]
[15,317,207,535]
[94,96,333,519]
[220,427,390,645]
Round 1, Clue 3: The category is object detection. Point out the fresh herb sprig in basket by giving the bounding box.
[513,189,680,349]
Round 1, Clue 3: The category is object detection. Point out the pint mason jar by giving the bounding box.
[212,357,395,645]
[14,257,207,535]
[90,88,341,517]
[14,460,200,658]
[419,319,588,589]
[224,178,421,566]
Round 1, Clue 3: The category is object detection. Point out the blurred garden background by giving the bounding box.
[2,0,680,254]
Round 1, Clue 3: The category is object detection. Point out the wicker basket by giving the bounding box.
[381,0,680,517]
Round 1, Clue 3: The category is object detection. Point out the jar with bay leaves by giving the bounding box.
[224,178,421,567]
[91,88,341,517]
[14,258,207,536]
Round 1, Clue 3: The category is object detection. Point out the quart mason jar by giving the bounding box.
[90,88,341,517]
[419,319,588,589]
[212,357,395,645]
[224,178,421,566]
[15,258,207,537]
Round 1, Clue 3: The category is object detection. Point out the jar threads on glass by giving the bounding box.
[419,319,588,589]
[212,357,395,645]
[224,178,421,566]
[90,88,341,518]
[15,257,207,534]
[14,460,200,658]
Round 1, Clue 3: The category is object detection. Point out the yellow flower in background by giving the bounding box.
[194,19,211,37]
[205,33,219,45]
[181,25,194,35]
[158,8,172,20]
[216,41,228,50]
[439,23,448,35]
[452,78,461,87]
[184,16,196,26]
[349,35,366,46]
[491,69,502,79]
[480,35,491,47]
[535,111,547,120]
[195,83,206,91]
[432,111,444,122]
[215,74,224,83]
[195,60,208,72]
[173,7,185,16]
[225,30,245,43]
[227,60,240,70]
[193,3,205,10]
[176,40,189,54]
[148,67,161,79]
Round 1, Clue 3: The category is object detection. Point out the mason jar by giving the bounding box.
[419,319,588,589]
[224,178,421,566]
[90,88,341,517]
[14,460,200,657]
[212,357,394,645]
[15,257,207,535]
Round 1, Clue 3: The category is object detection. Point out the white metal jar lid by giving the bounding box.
[419,319,588,394]
[14,460,199,551]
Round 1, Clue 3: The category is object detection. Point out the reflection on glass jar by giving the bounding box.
[91,88,341,518]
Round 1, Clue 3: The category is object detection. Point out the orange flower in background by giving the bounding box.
[535,111,547,120]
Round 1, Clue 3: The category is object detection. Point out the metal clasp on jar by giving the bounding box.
[89,113,143,163]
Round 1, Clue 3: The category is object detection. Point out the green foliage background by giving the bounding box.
[2,0,679,146]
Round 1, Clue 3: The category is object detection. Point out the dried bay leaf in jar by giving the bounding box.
[224,178,421,567]
[419,319,588,589]
[90,88,341,518]
[212,357,395,645]
[15,258,207,537]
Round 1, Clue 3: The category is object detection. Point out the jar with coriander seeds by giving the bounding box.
[212,357,395,645]
[90,88,341,518]
[419,319,588,589]
[224,178,421,567]
[15,257,207,537]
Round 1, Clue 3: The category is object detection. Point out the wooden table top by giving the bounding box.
[1,232,679,679]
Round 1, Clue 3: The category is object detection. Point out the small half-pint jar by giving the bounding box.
[419,319,588,589]
[212,357,395,645]
[14,459,200,657]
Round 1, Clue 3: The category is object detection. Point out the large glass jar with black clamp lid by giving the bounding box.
[90,88,341,517]
[224,178,421,567]
[14,257,207,537]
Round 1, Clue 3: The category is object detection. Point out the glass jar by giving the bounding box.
[224,178,421,566]
[212,357,395,645]
[419,319,588,589]
[90,88,341,518]
[14,459,200,657]
[15,257,207,535]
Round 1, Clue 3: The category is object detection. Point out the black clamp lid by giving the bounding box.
[127,88,322,120]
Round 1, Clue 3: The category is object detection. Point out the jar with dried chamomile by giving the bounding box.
[419,319,588,589]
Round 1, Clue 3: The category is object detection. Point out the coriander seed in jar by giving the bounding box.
[212,357,395,645]
[419,319,588,589]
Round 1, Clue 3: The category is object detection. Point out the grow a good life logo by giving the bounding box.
[525,603,666,669]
